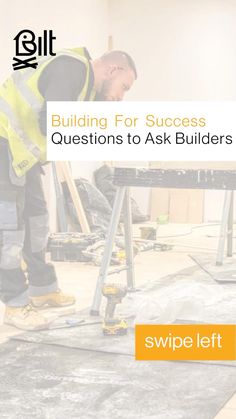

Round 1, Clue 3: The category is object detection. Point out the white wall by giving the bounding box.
[71,162,101,182]
[110,0,236,219]
[110,0,236,101]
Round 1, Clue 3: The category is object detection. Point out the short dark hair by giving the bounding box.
[101,50,137,79]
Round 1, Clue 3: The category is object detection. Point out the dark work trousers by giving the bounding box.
[0,139,58,306]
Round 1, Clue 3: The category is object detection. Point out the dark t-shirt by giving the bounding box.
[38,52,94,135]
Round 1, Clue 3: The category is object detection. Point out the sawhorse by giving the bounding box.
[90,186,235,315]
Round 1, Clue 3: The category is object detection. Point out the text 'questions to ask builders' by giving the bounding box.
[46,101,236,161]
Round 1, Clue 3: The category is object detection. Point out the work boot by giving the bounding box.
[30,289,76,308]
[4,304,50,331]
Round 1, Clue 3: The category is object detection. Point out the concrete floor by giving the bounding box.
[0,222,236,418]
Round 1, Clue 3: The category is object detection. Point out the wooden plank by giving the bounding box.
[149,162,205,223]
[169,190,188,223]
[169,189,204,223]
[149,188,169,221]
[187,189,204,224]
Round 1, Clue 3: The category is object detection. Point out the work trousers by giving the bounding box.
[0,139,58,306]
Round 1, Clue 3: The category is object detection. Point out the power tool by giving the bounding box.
[102,284,128,336]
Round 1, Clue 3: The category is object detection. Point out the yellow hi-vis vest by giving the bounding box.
[0,47,96,177]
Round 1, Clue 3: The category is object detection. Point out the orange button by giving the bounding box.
[135,324,236,361]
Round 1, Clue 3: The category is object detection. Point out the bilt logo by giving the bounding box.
[13,29,56,71]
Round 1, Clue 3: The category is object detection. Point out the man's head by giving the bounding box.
[91,50,137,101]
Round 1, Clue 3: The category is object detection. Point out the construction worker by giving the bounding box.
[0,47,137,330]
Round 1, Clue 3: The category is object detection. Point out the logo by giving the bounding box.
[13,29,56,71]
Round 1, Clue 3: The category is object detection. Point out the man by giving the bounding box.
[0,47,137,330]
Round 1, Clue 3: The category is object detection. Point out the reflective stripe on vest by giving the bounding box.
[0,48,94,177]
[11,71,42,111]
[0,97,41,159]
